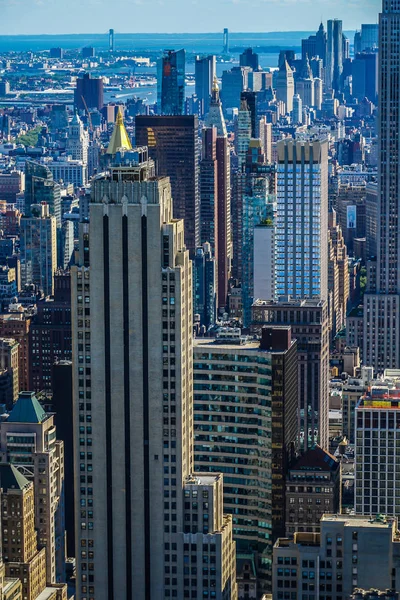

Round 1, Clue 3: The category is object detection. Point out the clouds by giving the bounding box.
[0,0,381,34]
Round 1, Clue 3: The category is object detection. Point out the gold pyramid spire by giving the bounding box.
[106,108,133,155]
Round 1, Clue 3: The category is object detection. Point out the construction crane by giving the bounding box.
[81,95,93,133]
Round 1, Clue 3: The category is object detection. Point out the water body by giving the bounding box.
[0,31,354,53]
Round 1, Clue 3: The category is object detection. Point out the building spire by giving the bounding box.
[106,108,132,155]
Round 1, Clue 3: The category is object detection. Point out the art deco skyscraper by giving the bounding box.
[72,147,236,600]
[364,0,400,371]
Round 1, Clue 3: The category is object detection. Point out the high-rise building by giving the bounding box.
[252,298,330,451]
[236,99,252,170]
[20,203,57,297]
[366,181,378,260]
[157,49,185,115]
[135,115,199,253]
[74,73,104,111]
[235,141,274,326]
[274,60,295,114]
[223,28,229,54]
[0,338,19,408]
[285,445,341,535]
[52,360,74,558]
[193,326,298,595]
[24,161,61,225]
[205,81,231,309]
[240,48,259,71]
[0,169,25,203]
[364,0,400,372]
[0,392,65,583]
[29,270,71,393]
[301,23,327,64]
[272,514,400,599]
[50,47,63,59]
[109,28,114,53]
[292,94,303,123]
[193,242,216,329]
[82,47,95,59]
[360,23,379,50]
[66,113,89,166]
[195,55,216,117]
[0,310,32,392]
[71,149,236,600]
[200,126,218,259]
[221,67,250,112]
[276,139,328,301]
[0,464,48,600]
[352,51,378,103]
[328,209,350,338]
[254,221,275,302]
[354,375,400,517]
[327,19,343,92]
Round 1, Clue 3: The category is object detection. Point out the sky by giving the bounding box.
[0,0,380,35]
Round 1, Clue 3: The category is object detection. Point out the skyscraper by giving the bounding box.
[135,115,199,253]
[292,94,303,123]
[109,28,114,53]
[157,49,185,115]
[240,47,259,71]
[252,298,330,452]
[71,148,236,599]
[205,80,231,309]
[66,113,89,165]
[24,161,61,225]
[193,326,298,595]
[193,242,217,328]
[195,55,216,117]
[327,19,343,92]
[200,126,218,258]
[276,139,328,301]
[223,28,229,54]
[274,60,295,113]
[20,203,57,297]
[29,270,71,393]
[75,73,104,111]
[364,0,400,371]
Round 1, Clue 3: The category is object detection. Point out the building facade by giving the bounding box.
[252,298,330,452]
[276,139,328,302]
[20,204,57,297]
[0,392,65,583]
[71,150,236,600]
[135,115,200,253]
[285,446,341,536]
[272,515,400,600]
[363,0,400,371]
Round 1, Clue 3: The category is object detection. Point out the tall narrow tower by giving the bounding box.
[109,28,114,53]
[72,145,237,599]
[364,0,400,371]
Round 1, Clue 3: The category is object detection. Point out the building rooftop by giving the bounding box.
[290,445,340,473]
[321,514,398,529]
[253,297,326,308]
[185,473,221,486]
[8,391,48,424]
[0,463,30,492]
